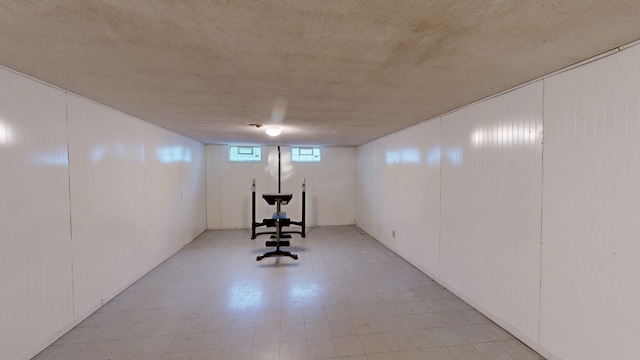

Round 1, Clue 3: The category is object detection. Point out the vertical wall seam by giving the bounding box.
[538,80,546,343]
[368,147,372,233]
[65,92,76,316]
[180,145,185,240]
[438,117,443,282]
[219,146,223,228]
[204,145,208,229]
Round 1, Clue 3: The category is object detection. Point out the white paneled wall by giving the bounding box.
[206,145,355,229]
[356,120,441,277]
[0,67,206,360]
[356,44,640,360]
[355,142,373,233]
[181,141,207,241]
[0,67,74,360]
[541,45,640,360]
[368,135,395,247]
[440,83,543,344]
[68,95,148,315]
[357,83,544,346]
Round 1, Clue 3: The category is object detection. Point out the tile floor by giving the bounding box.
[33,226,545,360]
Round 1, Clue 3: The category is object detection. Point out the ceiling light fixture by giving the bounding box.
[265,127,281,137]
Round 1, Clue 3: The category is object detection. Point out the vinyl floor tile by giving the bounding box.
[30,226,544,360]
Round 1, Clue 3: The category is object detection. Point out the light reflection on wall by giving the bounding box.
[90,144,147,164]
[91,146,107,163]
[31,148,69,166]
[445,147,463,166]
[268,149,293,182]
[114,141,125,157]
[386,147,461,166]
[0,120,14,145]
[385,148,420,164]
[228,284,263,310]
[427,147,441,166]
[471,122,541,147]
[157,146,192,163]
[385,151,398,164]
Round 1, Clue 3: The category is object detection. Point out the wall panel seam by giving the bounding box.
[64,92,76,317]
[538,80,545,343]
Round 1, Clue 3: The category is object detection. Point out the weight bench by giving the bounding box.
[256,193,298,261]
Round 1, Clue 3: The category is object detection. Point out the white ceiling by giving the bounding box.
[1,1,639,146]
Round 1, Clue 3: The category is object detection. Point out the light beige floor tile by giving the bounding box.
[358,332,393,354]
[447,344,485,360]
[366,353,398,360]
[305,321,332,339]
[333,335,366,357]
[220,345,252,360]
[225,328,255,348]
[279,340,308,360]
[253,325,281,344]
[192,347,223,360]
[280,322,306,341]
[197,330,230,350]
[307,337,337,359]
[472,342,515,360]
[30,227,545,360]
[161,351,193,360]
[329,319,358,337]
[352,317,381,335]
[249,343,279,360]
[383,330,419,352]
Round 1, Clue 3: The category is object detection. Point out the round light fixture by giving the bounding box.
[265,127,282,137]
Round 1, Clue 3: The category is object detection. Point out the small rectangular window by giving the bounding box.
[229,146,261,162]
[292,147,321,162]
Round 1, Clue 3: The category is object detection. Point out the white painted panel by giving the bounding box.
[355,119,441,276]
[1,68,205,360]
[68,95,149,315]
[355,143,373,233]
[390,119,441,276]
[220,146,270,229]
[311,147,355,226]
[181,137,206,241]
[68,94,205,325]
[440,82,543,343]
[206,144,222,229]
[541,45,640,360]
[0,67,73,360]
[369,136,396,245]
[143,131,188,262]
[274,146,355,227]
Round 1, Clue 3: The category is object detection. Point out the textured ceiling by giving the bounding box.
[1,1,639,146]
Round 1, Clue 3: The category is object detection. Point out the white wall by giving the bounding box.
[540,44,640,360]
[356,44,640,360]
[356,119,441,277]
[440,83,543,344]
[0,67,206,360]
[356,83,544,346]
[206,145,355,229]
[0,66,73,360]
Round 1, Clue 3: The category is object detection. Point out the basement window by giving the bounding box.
[229,146,261,162]
[292,147,321,162]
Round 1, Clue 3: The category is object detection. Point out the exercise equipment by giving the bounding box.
[251,145,306,240]
[252,146,305,261]
[256,193,298,261]
[251,178,306,240]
